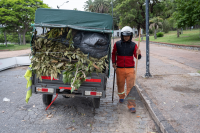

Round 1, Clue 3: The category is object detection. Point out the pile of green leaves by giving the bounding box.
[31,28,108,92]
[62,53,108,92]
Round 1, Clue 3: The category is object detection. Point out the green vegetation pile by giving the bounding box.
[31,28,108,92]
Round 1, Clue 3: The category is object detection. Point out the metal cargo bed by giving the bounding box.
[31,72,107,98]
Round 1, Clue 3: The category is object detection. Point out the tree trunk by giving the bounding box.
[19,34,22,45]
[154,29,157,39]
[4,31,7,47]
[18,33,20,45]
[22,32,26,45]
[177,29,179,38]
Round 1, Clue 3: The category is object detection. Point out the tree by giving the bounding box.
[0,0,49,45]
[93,0,111,13]
[162,19,171,33]
[84,0,111,13]
[84,0,95,12]
[150,17,163,39]
[172,0,200,37]
[73,8,78,11]
[114,0,166,35]
[0,28,5,43]
[173,0,200,28]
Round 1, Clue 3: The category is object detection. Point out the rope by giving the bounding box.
[45,93,58,110]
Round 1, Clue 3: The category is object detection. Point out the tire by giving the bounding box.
[62,90,71,98]
[62,95,70,98]
[42,94,53,106]
[92,98,100,108]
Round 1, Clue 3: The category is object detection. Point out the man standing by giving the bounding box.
[112,26,141,113]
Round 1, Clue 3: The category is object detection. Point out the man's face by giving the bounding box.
[123,36,130,42]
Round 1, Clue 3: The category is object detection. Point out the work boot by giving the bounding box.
[129,108,136,113]
[119,99,124,103]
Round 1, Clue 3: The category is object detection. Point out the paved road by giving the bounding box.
[136,40,200,133]
[0,49,31,59]
[0,67,159,133]
[0,38,159,133]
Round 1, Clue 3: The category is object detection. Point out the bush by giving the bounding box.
[156,32,164,37]
[0,44,15,47]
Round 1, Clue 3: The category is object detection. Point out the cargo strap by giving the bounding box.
[24,65,32,103]
[46,93,58,110]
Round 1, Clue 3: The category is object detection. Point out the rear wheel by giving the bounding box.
[42,94,53,106]
[92,98,100,108]
[62,90,71,98]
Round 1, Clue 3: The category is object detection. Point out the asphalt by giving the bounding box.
[0,61,159,132]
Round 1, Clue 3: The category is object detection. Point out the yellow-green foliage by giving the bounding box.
[31,28,108,92]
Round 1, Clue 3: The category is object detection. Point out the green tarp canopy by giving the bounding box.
[33,8,113,33]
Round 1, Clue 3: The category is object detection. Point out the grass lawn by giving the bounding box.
[135,29,200,46]
[0,44,31,51]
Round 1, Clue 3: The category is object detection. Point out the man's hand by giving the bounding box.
[112,64,117,69]
[136,49,141,55]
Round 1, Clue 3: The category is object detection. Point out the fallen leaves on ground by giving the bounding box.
[66,126,74,130]
[46,114,53,119]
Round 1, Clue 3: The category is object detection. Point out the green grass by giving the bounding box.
[0,44,31,51]
[198,70,200,74]
[135,29,200,46]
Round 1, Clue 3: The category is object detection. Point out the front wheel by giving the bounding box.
[92,98,100,108]
[42,94,53,106]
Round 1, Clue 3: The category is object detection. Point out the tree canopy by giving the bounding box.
[0,0,49,44]
[113,0,166,34]
[172,0,200,28]
[84,0,111,13]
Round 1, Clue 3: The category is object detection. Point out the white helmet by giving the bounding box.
[121,26,133,41]
[121,26,133,36]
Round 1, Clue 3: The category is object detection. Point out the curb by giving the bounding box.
[135,82,176,133]
[0,56,30,71]
[141,40,200,51]
[0,49,10,52]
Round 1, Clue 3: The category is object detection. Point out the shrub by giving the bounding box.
[0,44,15,47]
[156,32,164,37]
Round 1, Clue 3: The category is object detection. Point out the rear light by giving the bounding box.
[36,87,54,93]
[59,87,77,90]
[85,79,101,82]
[59,87,72,90]
[85,91,102,96]
[41,76,59,80]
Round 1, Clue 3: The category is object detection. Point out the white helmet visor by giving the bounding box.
[122,32,132,36]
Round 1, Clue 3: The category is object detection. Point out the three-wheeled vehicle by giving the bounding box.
[31,8,113,108]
